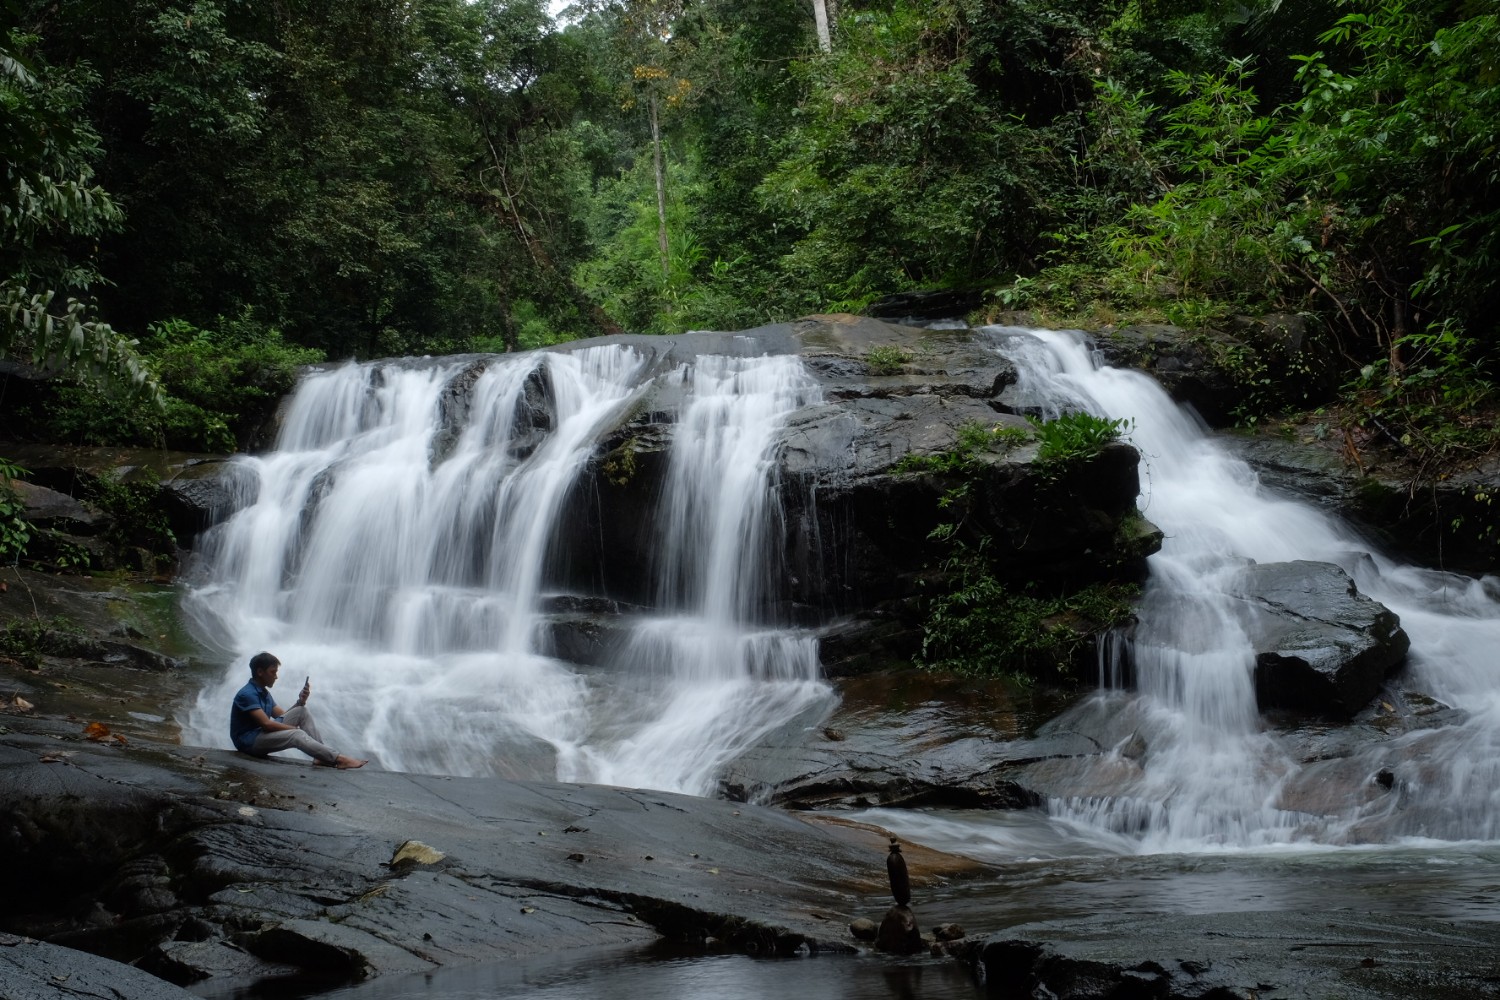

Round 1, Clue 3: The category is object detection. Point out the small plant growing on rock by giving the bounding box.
[1029,412,1130,473]
[865,345,910,376]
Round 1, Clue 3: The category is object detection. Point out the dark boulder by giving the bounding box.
[876,904,923,954]
[160,459,258,544]
[1234,560,1409,717]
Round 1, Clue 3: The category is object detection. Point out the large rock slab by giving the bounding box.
[0,715,888,996]
[0,934,202,1000]
[1234,560,1410,717]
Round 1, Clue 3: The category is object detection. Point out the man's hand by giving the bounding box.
[297,678,311,707]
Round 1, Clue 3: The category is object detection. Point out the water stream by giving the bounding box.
[183,346,833,795]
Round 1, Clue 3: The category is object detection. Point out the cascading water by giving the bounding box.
[985,326,1500,850]
[184,346,833,793]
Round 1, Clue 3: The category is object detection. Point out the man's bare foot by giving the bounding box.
[318,755,367,769]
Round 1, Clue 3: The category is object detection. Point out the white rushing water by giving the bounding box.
[984,326,1500,851]
[184,346,833,794]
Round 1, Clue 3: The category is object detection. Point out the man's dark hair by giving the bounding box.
[249,651,280,674]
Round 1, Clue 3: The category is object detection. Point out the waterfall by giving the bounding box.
[989,327,1500,849]
[556,355,828,794]
[184,346,833,793]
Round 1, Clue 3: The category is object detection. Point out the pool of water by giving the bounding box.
[858,806,1500,930]
[308,946,982,1000]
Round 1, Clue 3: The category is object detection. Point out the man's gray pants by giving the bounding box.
[249,705,338,764]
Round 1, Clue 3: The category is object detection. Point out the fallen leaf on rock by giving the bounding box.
[520,906,535,914]
[39,755,63,763]
[112,733,128,746]
[11,694,33,713]
[707,868,719,875]
[83,721,110,741]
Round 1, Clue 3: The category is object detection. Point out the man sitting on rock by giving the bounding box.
[230,651,366,769]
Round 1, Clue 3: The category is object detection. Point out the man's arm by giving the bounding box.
[247,708,299,733]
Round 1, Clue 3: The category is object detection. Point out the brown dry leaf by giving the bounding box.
[112,733,128,746]
[11,694,33,713]
[39,754,63,763]
[83,721,111,741]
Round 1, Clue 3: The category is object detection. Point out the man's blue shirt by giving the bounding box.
[230,680,279,753]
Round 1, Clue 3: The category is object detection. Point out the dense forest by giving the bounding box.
[2,0,1497,464]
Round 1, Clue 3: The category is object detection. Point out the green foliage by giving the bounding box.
[43,316,322,452]
[85,474,176,569]
[0,460,32,564]
[921,543,1138,677]
[758,1,1068,310]
[864,345,909,376]
[0,615,80,671]
[1029,412,1130,472]
[1346,321,1498,460]
[0,27,159,401]
[1102,62,1325,312]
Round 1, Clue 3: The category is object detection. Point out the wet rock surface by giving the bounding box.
[957,910,1500,999]
[0,933,202,1000]
[719,672,1094,809]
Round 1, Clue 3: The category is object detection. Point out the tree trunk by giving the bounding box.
[650,93,670,278]
[813,0,832,52]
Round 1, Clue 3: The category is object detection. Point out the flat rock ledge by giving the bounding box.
[0,717,883,996]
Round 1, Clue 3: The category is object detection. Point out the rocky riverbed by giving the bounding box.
[7,697,1500,999]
